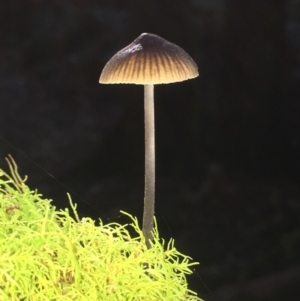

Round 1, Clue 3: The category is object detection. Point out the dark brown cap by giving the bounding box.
[99,33,198,85]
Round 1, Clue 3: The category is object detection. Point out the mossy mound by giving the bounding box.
[0,156,202,301]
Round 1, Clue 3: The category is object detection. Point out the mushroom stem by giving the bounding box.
[142,84,155,248]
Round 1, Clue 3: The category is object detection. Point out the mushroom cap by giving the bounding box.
[99,33,198,85]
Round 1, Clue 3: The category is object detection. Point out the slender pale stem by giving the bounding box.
[142,84,155,248]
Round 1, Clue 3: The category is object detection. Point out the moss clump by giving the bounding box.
[0,155,202,301]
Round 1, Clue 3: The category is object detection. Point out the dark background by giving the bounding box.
[0,0,299,300]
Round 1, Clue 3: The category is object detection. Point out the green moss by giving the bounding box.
[0,156,202,301]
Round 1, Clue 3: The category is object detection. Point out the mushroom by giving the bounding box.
[100,33,198,248]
